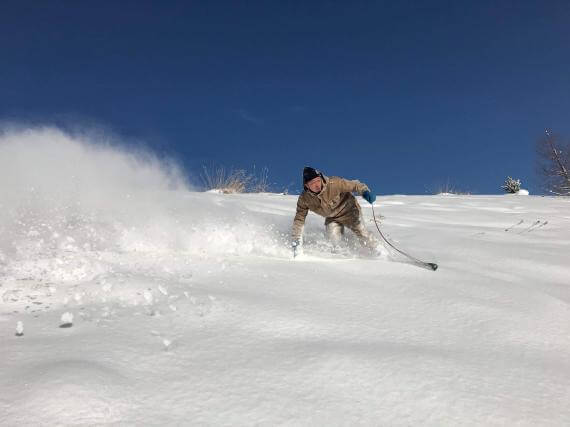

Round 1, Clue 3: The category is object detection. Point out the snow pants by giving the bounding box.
[324,213,378,250]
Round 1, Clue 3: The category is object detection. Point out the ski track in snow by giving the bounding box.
[0,131,569,427]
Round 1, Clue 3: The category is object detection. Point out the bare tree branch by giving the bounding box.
[536,129,570,196]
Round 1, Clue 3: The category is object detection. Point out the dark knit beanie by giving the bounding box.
[303,166,321,184]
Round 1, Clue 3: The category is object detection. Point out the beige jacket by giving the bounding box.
[291,175,370,241]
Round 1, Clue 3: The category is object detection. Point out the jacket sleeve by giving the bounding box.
[291,196,309,242]
[336,178,370,195]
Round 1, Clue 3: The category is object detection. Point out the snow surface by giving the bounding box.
[1,128,570,425]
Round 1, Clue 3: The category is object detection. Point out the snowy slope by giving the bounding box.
[1,129,570,425]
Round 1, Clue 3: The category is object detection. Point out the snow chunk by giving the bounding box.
[60,312,74,328]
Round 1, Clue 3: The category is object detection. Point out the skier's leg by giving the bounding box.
[325,219,345,251]
[346,214,380,254]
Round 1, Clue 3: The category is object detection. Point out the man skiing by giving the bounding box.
[291,166,379,258]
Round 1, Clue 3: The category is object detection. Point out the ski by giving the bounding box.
[505,219,524,232]
[518,220,541,234]
[371,205,438,271]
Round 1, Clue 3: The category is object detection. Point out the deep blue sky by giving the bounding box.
[2,1,569,194]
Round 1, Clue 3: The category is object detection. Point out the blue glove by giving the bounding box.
[362,190,376,204]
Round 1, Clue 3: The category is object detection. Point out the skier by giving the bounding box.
[291,166,379,258]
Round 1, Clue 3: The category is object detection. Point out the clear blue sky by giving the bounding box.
[2,0,569,194]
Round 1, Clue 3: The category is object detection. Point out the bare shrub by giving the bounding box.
[200,164,251,194]
[537,129,570,196]
[431,179,471,195]
[250,165,270,193]
[200,164,271,193]
[502,177,521,193]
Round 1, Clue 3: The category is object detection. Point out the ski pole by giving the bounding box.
[371,204,438,271]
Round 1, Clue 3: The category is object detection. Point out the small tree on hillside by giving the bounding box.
[536,129,570,196]
[502,177,521,193]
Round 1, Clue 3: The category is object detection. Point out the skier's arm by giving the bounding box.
[291,197,309,243]
[337,177,376,204]
[336,178,370,195]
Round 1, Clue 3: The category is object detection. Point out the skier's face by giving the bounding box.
[306,177,322,193]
